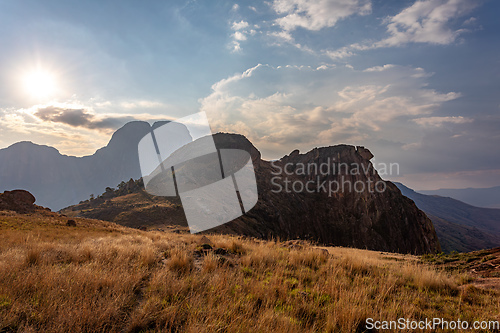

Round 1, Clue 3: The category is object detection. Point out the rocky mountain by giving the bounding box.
[395,183,500,253]
[0,121,157,211]
[62,132,441,254]
[210,134,440,254]
[420,186,500,209]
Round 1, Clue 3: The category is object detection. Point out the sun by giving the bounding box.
[23,70,57,99]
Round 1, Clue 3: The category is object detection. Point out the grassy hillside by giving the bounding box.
[60,179,190,231]
[1,211,499,332]
[63,191,188,231]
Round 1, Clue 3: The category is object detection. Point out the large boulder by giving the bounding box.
[0,190,37,213]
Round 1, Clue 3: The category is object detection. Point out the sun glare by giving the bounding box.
[23,70,57,99]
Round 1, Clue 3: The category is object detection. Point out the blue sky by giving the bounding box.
[0,0,499,190]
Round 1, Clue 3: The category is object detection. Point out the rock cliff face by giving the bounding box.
[211,134,441,254]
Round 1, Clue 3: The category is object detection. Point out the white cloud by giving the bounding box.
[200,63,461,158]
[325,47,356,60]
[258,0,372,52]
[325,42,373,60]
[120,100,167,109]
[229,20,252,52]
[413,116,473,127]
[233,31,247,41]
[231,20,249,31]
[272,0,372,31]
[325,0,480,59]
[210,64,264,92]
[231,41,242,52]
[363,64,396,72]
[378,0,479,47]
[268,30,294,42]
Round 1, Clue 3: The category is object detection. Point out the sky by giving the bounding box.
[0,0,499,190]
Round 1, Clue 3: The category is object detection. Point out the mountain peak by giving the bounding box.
[3,141,61,155]
[105,121,152,149]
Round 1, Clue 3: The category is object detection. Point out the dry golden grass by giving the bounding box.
[0,211,499,332]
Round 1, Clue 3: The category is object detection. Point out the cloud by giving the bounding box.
[0,106,112,156]
[272,0,372,31]
[0,103,172,156]
[268,30,293,42]
[230,41,242,52]
[413,116,473,127]
[389,168,500,191]
[396,115,500,176]
[120,100,167,109]
[199,62,500,183]
[200,63,461,158]
[378,0,479,47]
[325,0,481,59]
[463,16,477,25]
[229,20,254,52]
[233,31,247,41]
[247,0,373,51]
[363,64,396,72]
[232,20,249,31]
[34,106,135,130]
[230,0,482,58]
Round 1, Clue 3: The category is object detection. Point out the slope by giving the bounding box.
[395,182,500,253]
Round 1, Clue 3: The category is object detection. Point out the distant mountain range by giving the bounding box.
[395,183,500,253]
[419,187,500,209]
[0,121,167,211]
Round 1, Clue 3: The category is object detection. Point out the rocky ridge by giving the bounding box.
[209,134,440,254]
[64,133,441,254]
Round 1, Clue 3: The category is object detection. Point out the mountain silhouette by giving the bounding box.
[0,121,157,210]
[420,186,500,209]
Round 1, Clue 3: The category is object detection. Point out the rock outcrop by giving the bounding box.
[211,134,441,254]
[0,190,37,213]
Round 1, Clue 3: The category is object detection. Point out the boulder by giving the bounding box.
[66,219,77,227]
[0,190,37,213]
